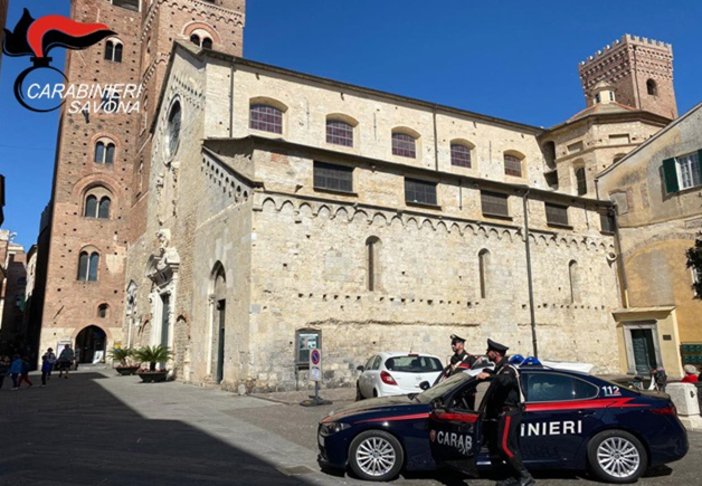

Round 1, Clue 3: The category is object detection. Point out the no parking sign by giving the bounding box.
[310,348,322,382]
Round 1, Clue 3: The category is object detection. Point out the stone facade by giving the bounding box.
[597,102,702,378]
[122,46,621,392]
[0,231,27,355]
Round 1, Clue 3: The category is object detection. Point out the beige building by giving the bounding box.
[597,102,702,378]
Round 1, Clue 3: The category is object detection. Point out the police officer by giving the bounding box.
[442,334,477,379]
[478,339,534,486]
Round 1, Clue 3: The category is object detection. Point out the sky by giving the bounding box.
[1,0,701,249]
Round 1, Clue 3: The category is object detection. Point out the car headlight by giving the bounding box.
[319,422,351,437]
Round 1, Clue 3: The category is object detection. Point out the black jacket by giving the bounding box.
[484,358,522,417]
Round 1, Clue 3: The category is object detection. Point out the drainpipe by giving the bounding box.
[432,105,439,171]
[518,186,538,358]
[229,59,236,138]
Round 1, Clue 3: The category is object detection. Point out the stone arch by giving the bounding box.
[298,202,314,219]
[436,221,449,234]
[420,219,435,231]
[261,197,278,213]
[210,261,227,384]
[182,21,222,44]
[249,96,288,114]
[501,230,513,243]
[278,200,295,215]
[73,324,111,364]
[326,113,359,127]
[405,217,420,231]
[333,206,350,222]
[371,212,388,227]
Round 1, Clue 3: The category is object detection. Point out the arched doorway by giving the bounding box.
[75,325,107,364]
[212,263,227,384]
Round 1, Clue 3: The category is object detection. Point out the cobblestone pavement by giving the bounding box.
[0,371,699,486]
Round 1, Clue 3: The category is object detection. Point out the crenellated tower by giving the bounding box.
[578,34,677,119]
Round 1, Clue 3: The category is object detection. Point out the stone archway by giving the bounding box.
[211,263,227,384]
[75,325,107,364]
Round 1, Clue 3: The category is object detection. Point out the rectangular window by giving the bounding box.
[600,211,616,234]
[503,154,523,177]
[392,133,416,158]
[405,178,437,206]
[112,0,140,11]
[326,120,354,147]
[545,203,569,227]
[481,191,509,217]
[677,152,702,190]
[313,161,353,193]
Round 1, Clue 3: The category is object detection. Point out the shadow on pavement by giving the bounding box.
[0,373,314,486]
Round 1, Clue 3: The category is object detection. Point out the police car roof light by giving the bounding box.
[509,354,525,365]
[522,356,541,366]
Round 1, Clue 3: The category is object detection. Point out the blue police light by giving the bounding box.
[509,354,525,365]
[522,356,541,366]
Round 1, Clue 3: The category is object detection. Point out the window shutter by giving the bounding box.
[662,158,678,193]
[697,150,702,181]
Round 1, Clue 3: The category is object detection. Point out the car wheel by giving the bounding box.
[348,430,404,481]
[356,383,364,401]
[587,429,647,483]
[372,388,378,398]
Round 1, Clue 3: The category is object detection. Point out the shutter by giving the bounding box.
[662,158,678,193]
[697,150,702,181]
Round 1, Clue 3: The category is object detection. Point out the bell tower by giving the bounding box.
[578,34,677,119]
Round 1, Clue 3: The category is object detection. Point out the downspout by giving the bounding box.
[632,45,642,110]
[521,188,538,357]
[229,59,236,138]
[432,105,439,171]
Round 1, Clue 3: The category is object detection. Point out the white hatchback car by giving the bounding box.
[355,352,444,399]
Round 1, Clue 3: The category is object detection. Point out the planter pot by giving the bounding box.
[137,370,168,383]
[116,366,140,376]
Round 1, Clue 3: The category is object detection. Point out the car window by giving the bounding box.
[385,356,443,373]
[370,355,382,371]
[449,380,490,411]
[523,372,598,402]
[365,356,376,371]
[415,373,472,404]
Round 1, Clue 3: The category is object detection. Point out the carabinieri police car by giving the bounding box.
[317,359,688,483]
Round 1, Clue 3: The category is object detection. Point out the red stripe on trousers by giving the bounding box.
[502,415,514,458]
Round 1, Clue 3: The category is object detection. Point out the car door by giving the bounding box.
[428,379,488,476]
[361,355,381,398]
[521,371,603,465]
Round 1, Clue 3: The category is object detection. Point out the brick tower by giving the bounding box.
[578,34,677,119]
[37,0,244,362]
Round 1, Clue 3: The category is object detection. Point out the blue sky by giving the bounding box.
[1,0,701,249]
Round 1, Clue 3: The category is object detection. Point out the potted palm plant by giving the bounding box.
[108,347,140,375]
[134,345,172,383]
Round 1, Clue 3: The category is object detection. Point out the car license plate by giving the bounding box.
[318,434,325,447]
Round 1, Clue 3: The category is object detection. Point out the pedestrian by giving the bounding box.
[42,347,57,380]
[477,339,535,486]
[17,356,34,388]
[9,354,22,390]
[40,354,53,387]
[57,344,75,379]
[0,355,9,390]
[439,334,478,381]
[680,365,699,383]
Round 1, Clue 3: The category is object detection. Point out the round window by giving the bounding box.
[166,100,182,157]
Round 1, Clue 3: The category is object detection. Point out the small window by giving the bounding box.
[326,120,354,147]
[478,249,490,299]
[313,161,353,193]
[94,141,115,164]
[481,191,509,218]
[575,167,587,195]
[569,260,580,303]
[190,34,200,46]
[167,101,182,157]
[77,251,100,281]
[98,197,111,219]
[504,153,523,177]
[112,0,140,11]
[405,178,437,206]
[295,329,320,366]
[595,93,601,104]
[101,91,120,113]
[202,38,213,49]
[84,195,98,218]
[98,304,109,318]
[366,236,380,292]
[450,143,472,168]
[104,40,123,62]
[523,373,598,402]
[600,211,616,234]
[647,79,657,96]
[609,91,615,101]
[250,104,283,134]
[392,132,416,158]
[545,203,569,227]
[676,153,702,191]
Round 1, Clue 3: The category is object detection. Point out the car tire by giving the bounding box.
[356,383,364,401]
[372,388,378,398]
[587,429,647,483]
[348,430,404,481]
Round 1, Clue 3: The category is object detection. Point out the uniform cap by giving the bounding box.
[450,334,466,344]
[486,339,509,353]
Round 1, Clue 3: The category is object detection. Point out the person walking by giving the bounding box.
[680,364,699,383]
[57,344,75,379]
[40,355,53,387]
[439,334,477,381]
[9,354,22,390]
[0,355,9,390]
[477,339,534,486]
[17,356,34,388]
[42,348,57,380]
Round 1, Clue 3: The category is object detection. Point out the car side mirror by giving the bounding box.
[419,380,430,391]
[356,365,364,372]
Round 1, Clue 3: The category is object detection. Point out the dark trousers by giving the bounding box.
[41,372,48,385]
[0,374,5,389]
[11,373,19,388]
[497,408,528,479]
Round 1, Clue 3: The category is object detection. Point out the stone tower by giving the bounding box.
[37,0,244,361]
[578,34,677,119]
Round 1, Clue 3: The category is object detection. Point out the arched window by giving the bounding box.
[94,141,115,164]
[450,143,472,168]
[250,104,283,134]
[98,197,111,219]
[575,167,587,196]
[392,132,416,158]
[104,40,123,62]
[190,33,201,46]
[326,119,354,147]
[479,249,490,299]
[569,260,579,303]
[98,304,109,318]
[504,153,523,177]
[84,195,97,218]
[647,79,657,96]
[190,32,213,49]
[77,251,99,281]
[366,236,381,291]
[167,101,182,157]
[202,38,213,49]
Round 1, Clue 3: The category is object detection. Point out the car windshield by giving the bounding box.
[414,373,472,404]
[385,356,443,373]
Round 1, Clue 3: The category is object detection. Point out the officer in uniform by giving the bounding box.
[441,334,477,380]
[477,339,535,486]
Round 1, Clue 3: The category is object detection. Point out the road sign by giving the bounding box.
[310,348,322,382]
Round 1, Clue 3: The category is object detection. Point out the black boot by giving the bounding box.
[495,477,518,486]
[517,472,535,486]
